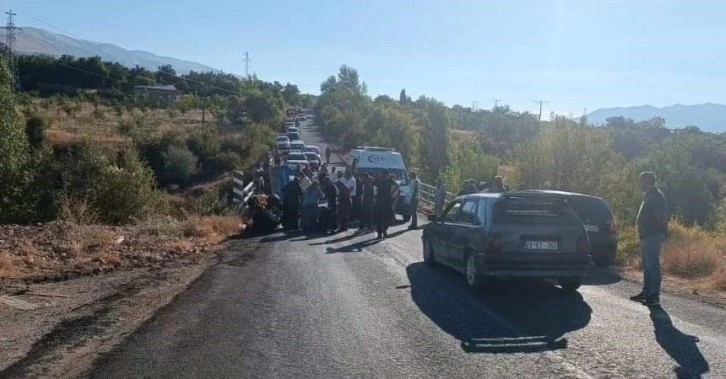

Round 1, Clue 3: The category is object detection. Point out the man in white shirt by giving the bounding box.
[344,171,358,221]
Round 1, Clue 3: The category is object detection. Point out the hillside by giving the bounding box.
[587,103,726,133]
[1,26,218,74]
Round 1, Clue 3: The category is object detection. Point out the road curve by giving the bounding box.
[90,119,726,378]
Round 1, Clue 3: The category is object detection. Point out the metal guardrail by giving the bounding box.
[418,182,456,215]
[232,171,255,213]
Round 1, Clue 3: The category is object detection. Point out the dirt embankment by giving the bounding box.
[0,218,245,377]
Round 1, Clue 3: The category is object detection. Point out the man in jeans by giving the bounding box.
[630,171,669,307]
[408,171,421,230]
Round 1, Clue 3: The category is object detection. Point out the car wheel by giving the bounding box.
[423,238,436,265]
[593,253,614,268]
[558,277,582,292]
[465,253,483,289]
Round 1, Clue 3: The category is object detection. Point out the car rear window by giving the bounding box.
[567,196,613,223]
[304,153,318,160]
[287,154,306,161]
[493,196,579,226]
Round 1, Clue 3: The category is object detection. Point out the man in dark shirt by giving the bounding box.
[282,176,303,231]
[359,174,375,230]
[630,171,669,307]
[374,169,394,239]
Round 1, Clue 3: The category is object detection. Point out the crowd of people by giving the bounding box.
[274,163,416,239]
[253,151,514,236]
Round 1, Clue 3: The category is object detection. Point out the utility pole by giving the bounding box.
[471,101,478,111]
[535,100,549,123]
[243,52,250,78]
[2,10,21,92]
[493,99,501,108]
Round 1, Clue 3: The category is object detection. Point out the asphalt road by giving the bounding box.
[90,119,726,378]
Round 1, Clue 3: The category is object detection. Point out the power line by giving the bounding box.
[2,10,21,92]
[534,100,549,123]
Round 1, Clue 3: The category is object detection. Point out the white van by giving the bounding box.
[351,146,413,222]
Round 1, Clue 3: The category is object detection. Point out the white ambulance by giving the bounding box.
[350,146,413,222]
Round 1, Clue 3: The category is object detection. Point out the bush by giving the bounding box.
[186,128,220,162]
[162,145,198,185]
[440,140,499,192]
[25,116,47,149]
[59,142,161,224]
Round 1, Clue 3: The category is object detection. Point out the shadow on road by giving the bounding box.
[406,262,592,354]
[649,306,710,378]
[259,230,303,243]
[325,238,384,254]
[582,266,622,285]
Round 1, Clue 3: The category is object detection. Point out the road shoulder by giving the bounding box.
[0,245,230,378]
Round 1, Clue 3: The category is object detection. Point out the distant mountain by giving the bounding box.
[0,26,219,74]
[587,103,726,133]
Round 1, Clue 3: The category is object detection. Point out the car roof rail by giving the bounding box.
[356,146,396,152]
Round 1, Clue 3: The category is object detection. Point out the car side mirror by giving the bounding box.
[427,214,437,222]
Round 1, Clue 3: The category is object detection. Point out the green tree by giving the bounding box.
[399,89,409,105]
[163,145,199,185]
[0,57,36,222]
[281,83,300,105]
[512,124,623,197]
[25,116,47,149]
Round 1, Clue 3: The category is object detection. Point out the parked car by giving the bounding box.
[287,131,300,141]
[304,145,321,156]
[422,192,591,292]
[290,139,306,152]
[304,152,321,170]
[276,135,290,151]
[285,152,309,170]
[518,190,618,267]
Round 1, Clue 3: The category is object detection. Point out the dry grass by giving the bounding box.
[31,101,211,147]
[182,215,242,242]
[663,239,720,279]
[619,220,726,293]
[710,268,726,291]
[0,252,20,278]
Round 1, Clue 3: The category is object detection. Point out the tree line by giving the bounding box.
[315,65,726,230]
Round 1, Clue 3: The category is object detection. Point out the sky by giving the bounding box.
[6,0,726,116]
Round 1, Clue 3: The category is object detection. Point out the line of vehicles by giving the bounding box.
[275,113,322,171]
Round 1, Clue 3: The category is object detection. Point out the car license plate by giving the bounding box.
[524,241,558,250]
[584,224,599,232]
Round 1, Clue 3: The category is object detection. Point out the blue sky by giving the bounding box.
[7,0,726,115]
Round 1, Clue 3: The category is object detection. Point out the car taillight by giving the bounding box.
[577,236,590,256]
[487,235,502,254]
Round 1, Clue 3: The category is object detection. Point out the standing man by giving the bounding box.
[374,170,395,239]
[630,171,669,307]
[408,171,421,230]
[322,176,338,233]
[359,174,375,230]
[434,178,447,217]
[345,171,358,222]
[491,176,509,193]
[282,176,303,231]
[335,172,352,232]
[267,158,281,197]
[325,146,332,165]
